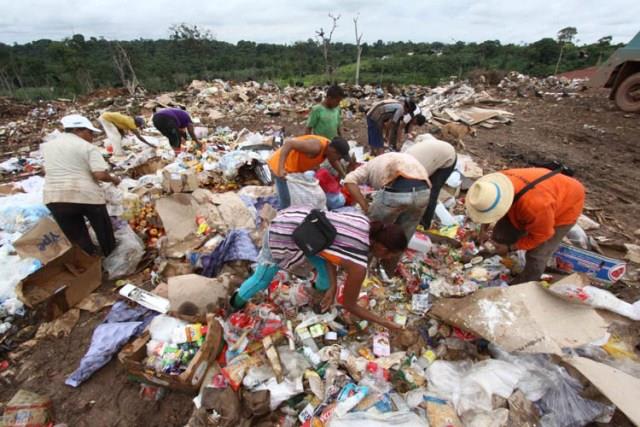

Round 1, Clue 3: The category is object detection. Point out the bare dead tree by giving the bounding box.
[112,43,139,95]
[316,13,340,83]
[353,14,364,86]
[0,69,14,94]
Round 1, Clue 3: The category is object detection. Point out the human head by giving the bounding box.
[60,114,101,142]
[369,221,408,259]
[324,85,345,108]
[402,99,422,125]
[134,116,145,128]
[465,172,515,224]
[327,136,351,162]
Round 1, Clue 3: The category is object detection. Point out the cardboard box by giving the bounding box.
[129,157,167,179]
[118,314,224,392]
[550,243,627,284]
[162,169,199,193]
[15,218,102,319]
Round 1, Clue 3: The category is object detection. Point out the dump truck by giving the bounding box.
[590,31,640,112]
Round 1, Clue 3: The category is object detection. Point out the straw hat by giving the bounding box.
[465,172,514,224]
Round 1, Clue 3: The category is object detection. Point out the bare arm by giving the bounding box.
[329,158,347,179]
[345,182,368,213]
[341,261,402,331]
[186,124,200,146]
[320,263,338,312]
[132,130,156,148]
[92,171,121,185]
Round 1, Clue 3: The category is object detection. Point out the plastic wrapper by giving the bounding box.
[545,281,640,321]
[565,224,589,249]
[286,173,327,210]
[327,410,427,427]
[0,247,41,302]
[426,359,525,415]
[490,345,610,426]
[0,204,49,234]
[103,224,145,280]
[254,376,304,411]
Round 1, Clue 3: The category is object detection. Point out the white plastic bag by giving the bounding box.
[103,224,145,280]
[286,173,326,209]
[328,410,427,427]
[547,282,640,321]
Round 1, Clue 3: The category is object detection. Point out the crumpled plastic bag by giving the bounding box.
[286,172,326,210]
[426,359,526,415]
[545,281,640,321]
[103,224,145,279]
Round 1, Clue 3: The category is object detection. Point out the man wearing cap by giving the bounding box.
[344,152,430,241]
[465,168,585,284]
[267,135,351,209]
[98,112,151,156]
[42,115,121,256]
[366,98,426,155]
[405,135,457,229]
[152,107,200,152]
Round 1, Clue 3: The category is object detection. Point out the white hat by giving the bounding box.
[60,114,101,133]
[465,172,515,224]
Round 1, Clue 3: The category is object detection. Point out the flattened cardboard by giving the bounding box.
[565,356,640,425]
[168,273,231,316]
[430,276,610,355]
[14,217,72,265]
[16,246,102,319]
[155,194,199,243]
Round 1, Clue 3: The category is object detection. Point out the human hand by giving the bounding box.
[111,175,121,186]
[493,242,509,256]
[320,288,336,312]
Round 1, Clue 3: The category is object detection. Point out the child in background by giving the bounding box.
[307,85,345,140]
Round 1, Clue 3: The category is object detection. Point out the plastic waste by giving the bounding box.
[0,204,49,234]
[426,359,525,415]
[565,224,589,249]
[103,224,145,280]
[435,202,457,226]
[328,410,427,427]
[286,173,327,210]
[0,247,41,302]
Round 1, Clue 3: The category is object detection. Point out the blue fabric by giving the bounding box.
[65,301,155,387]
[274,175,291,210]
[239,195,279,226]
[307,255,330,291]
[236,263,281,303]
[326,192,346,210]
[367,116,384,148]
[200,229,258,278]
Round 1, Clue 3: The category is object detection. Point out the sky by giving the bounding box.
[0,0,638,46]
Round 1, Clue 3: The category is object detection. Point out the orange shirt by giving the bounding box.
[503,168,585,251]
[267,135,329,176]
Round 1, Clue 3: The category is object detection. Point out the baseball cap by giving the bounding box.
[329,136,351,161]
[60,114,102,133]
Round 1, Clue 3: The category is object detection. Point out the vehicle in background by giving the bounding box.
[590,31,640,113]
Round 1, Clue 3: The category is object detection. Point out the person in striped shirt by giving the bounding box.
[230,207,408,331]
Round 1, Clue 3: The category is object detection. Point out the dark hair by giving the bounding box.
[414,114,426,126]
[370,221,408,252]
[326,85,345,99]
[404,99,417,112]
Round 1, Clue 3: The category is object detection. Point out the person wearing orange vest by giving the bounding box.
[465,168,585,284]
[267,135,351,209]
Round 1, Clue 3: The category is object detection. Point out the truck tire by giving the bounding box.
[614,72,640,113]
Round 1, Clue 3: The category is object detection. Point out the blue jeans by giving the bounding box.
[274,175,291,210]
[369,188,430,240]
[367,116,384,149]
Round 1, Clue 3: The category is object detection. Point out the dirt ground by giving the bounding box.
[1,87,639,426]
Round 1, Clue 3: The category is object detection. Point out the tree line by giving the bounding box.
[0,24,623,100]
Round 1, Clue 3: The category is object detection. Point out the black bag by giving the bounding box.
[292,209,337,256]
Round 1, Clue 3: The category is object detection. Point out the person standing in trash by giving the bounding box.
[267,135,351,209]
[98,112,151,156]
[465,168,585,284]
[344,152,430,274]
[42,114,121,256]
[306,85,345,140]
[366,97,426,155]
[405,137,457,229]
[152,107,201,152]
[230,207,408,331]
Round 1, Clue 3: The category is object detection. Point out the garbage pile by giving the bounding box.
[0,76,639,427]
[497,71,588,99]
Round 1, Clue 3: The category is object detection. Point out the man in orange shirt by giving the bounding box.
[465,168,585,284]
[267,135,351,209]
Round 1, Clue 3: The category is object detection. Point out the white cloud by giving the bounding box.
[0,0,638,45]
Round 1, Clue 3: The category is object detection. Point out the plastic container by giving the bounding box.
[408,232,432,253]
